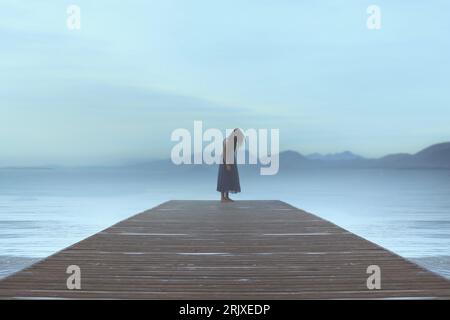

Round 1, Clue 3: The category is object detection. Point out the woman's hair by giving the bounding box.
[224,128,244,164]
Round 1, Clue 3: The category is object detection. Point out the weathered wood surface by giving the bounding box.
[0,200,449,299]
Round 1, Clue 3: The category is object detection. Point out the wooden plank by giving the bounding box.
[0,200,449,299]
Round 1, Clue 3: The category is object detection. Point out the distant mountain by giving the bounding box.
[277,142,450,170]
[377,153,414,166]
[279,150,309,163]
[278,150,312,170]
[5,142,446,172]
[378,142,450,169]
[306,151,364,161]
[124,142,450,173]
[414,142,450,167]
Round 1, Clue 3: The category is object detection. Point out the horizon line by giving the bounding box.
[1,141,448,169]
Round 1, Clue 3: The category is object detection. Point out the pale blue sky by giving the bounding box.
[1,0,450,165]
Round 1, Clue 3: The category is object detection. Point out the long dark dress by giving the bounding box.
[216,161,241,193]
[216,139,241,193]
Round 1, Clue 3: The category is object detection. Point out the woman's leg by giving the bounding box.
[221,192,227,202]
[226,192,234,201]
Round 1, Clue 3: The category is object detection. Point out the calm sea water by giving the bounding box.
[0,167,449,279]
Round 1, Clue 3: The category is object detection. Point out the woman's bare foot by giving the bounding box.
[226,197,234,202]
[221,197,231,203]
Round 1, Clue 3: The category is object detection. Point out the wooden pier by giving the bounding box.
[0,200,449,299]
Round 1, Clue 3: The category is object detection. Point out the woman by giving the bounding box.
[217,128,244,202]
